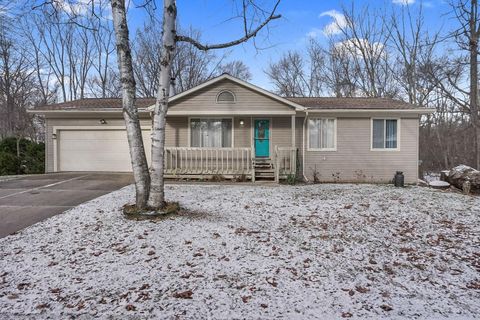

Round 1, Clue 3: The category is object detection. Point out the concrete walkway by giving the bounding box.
[0,173,133,238]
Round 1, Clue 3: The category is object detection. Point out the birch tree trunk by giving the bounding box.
[111,0,150,209]
[148,0,177,208]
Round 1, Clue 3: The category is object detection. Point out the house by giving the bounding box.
[30,74,433,183]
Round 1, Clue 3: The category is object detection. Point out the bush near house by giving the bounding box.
[0,137,44,175]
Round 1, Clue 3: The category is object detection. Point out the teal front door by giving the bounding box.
[254,119,270,157]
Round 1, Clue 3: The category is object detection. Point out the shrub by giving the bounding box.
[286,173,297,185]
[0,152,21,175]
[0,137,44,175]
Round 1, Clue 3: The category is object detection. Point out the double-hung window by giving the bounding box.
[190,118,232,148]
[372,119,399,150]
[308,118,336,150]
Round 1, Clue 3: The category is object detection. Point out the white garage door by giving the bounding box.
[58,129,151,172]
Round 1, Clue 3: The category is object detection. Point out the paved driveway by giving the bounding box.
[0,173,133,238]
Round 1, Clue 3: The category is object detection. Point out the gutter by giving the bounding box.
[305,108,435,114]
[27,108,150,114]
[302,111,309,182]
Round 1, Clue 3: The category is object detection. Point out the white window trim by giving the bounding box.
[215,90,236,104]
[188,117,235,148]
[307,117,337,151]
[370,118,401,151]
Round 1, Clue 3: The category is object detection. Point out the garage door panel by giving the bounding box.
[58,129,151,172]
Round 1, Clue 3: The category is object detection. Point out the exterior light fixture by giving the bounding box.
[239,119,245,126]
[52,133,57,140]
[99,119,107,124]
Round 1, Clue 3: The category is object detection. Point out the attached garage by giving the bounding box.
[55,127,151,172]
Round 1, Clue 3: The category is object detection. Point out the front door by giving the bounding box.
[254,119,270,157]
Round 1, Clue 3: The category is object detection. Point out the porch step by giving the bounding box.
[253,158,275,181]
[255,171,275,177]
[253,158,273,170]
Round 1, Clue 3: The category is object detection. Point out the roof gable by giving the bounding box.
[151,74,305,112]
[163,75,303,115]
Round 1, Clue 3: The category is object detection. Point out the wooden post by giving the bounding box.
[291,115,296,147]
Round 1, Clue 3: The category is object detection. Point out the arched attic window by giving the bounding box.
[216,90,236,103]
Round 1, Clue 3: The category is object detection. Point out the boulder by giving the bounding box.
[447,165,480,192]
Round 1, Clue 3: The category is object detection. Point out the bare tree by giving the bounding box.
[335,4,397,97]
[88,9,117,98]
[112,0,281,210]
[0,23,40,143]
[266,51,308,96]
[450,0,480,169]
[219,60,252,81]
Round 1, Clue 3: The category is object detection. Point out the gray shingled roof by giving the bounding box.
[33,96,419,111]
[33,98,155,111]
[286,97,417,110]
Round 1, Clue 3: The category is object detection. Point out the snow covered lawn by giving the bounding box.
[1,184,479,319]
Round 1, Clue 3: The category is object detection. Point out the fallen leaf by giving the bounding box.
[173,290,193,299]
[126,304,136,311]
[381,304,393,311]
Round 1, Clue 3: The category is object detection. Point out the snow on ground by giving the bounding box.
[0,184,479,319]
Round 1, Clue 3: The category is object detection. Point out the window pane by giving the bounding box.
[309,118,335,149]
[385,119,397,149]
[321,119,328,148]
[309,119,320,149]
[372,119,385,149]
[326,119,335,148]
[190,119,231,148]
[190,119,201,147]
[217,91,235,102]
[222,119,232,147]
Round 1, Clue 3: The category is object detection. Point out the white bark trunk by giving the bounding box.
[148,0,177,208]
[111,0,150,209]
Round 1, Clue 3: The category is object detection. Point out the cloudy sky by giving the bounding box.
[138,0,447,89]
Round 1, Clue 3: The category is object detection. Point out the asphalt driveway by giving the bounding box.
[0,173,133,238]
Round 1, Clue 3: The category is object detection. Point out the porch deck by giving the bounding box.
[164,146,297,182]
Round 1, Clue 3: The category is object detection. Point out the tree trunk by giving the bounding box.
[148,0,177,209]
[470,0,480,169]
[111,0,150,209]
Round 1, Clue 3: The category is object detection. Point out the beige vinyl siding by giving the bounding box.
[168,79,294,114]
[165,117,188,147]
[271,117,292,148]
[234,117,252,148]
[303,117,419,183]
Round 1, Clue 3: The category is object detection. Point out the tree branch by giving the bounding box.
[176,0,281,51]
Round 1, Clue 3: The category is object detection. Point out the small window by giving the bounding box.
[308,118,336,150]
[216,90,235,103]
[190,118,233,148]
[372,119,399,150]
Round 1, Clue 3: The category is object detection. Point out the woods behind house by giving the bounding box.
[1,1,479,174]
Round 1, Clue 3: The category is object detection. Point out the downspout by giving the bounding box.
[302,111,309,182]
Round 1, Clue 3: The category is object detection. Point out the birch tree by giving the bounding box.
[111,0,281,210]
[111,0,151,208]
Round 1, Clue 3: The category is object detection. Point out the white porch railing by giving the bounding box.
[164,147,254,178]
[274,146,297,182]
